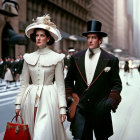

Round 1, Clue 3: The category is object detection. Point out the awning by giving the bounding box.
[69,35,86,42]
[60,30,70,39]
[8,29,27,45]
[60,30,86,42]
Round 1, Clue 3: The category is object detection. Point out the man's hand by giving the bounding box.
[107,91,122,112]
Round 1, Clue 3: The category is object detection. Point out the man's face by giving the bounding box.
[87,33,102,49]
[69,52,75,56]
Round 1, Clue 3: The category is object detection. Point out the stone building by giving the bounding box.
[0,0,27,59]
[87,0,114,51]
[88,0,134,58]
[0,0,89,59]
[113,0,133,57]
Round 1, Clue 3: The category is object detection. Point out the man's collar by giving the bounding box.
[87,47,101,54]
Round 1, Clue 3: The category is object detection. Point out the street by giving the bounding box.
[110,68,140,140]
[0,68,140,140]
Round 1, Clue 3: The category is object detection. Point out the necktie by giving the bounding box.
[89,49,94,58]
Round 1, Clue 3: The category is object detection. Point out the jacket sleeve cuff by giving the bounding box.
[60,107,66,114]
[15,104,21,109]
[108,90,121,112]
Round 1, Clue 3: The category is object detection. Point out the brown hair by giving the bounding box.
[96,33,103,40]
[30,28,55,45]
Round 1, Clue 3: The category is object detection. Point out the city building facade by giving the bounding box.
[131,0,140,58]
[113,0,133,58]
[0,0,26,59]
[1,0,135,59]
[0,0,89,59]
[87,0,114,52]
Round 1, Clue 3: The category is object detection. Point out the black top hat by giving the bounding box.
[82,20,107,37]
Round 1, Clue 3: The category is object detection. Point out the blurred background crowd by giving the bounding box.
[0,55,23,89]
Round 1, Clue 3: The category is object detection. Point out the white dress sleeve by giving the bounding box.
[55,60,67,114]
[15,60,30,109]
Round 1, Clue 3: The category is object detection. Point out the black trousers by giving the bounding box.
[72,108,109,140]
[81,115,108,140]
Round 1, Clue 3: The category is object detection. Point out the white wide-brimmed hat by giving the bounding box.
[25,14,62,42]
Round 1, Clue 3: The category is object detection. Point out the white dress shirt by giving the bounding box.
[85,47,101,85]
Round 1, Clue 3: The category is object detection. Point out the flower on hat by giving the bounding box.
[33,14,56,29]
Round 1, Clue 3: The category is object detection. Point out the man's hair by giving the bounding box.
[96,33,103,40]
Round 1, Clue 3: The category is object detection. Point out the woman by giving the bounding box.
[15,15,69,140]
[4,58,14,90]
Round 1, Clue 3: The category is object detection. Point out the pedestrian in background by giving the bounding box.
[65,20,122,140]
[64,47,76,70]
[124,60,130,85]
[4,65,13,90]
[137,64,140,74]
[13,55,24,85]
[9,57,15,80]
[15,14,69,140]
[14,55,20,86]
[64,47,76,78]
[0,58,4,83]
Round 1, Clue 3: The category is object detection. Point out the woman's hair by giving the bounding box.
[30,28,55,45]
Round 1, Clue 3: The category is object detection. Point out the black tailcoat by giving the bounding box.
[65,48,122,139]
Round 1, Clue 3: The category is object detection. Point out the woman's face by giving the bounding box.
[35,29,50,49]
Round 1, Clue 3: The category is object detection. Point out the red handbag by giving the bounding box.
[3,115,31,140]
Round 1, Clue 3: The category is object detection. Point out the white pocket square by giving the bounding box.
[104,67,111,72]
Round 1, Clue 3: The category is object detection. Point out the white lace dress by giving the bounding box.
[15,47,69,140]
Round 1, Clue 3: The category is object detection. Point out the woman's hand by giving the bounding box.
[15,109,21,116]
[60,114,66,123]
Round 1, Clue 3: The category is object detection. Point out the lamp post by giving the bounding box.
[0,0,19,17]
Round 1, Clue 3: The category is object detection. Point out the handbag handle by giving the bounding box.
[11,115,24,124]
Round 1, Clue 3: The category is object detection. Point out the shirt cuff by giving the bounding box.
[15,105,21,109]
[60,107,66,114]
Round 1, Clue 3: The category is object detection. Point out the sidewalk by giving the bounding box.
[0,131,4,140]
[0,121,73,140]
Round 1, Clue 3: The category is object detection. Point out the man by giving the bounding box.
[65,20,122,140]
[0,58,4,82]
[64,47,76,77]
[124,60,130,85]
[64,47,76,69]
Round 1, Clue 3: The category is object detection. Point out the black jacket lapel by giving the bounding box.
[75,50,87,85]
[92,49,110,81]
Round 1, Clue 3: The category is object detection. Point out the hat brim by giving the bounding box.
[25,24,62,42]
[82,31,107,37]
[68,49,75,52]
